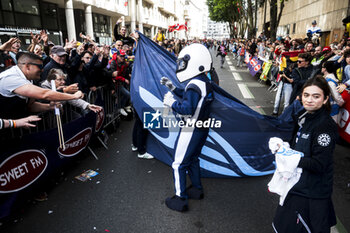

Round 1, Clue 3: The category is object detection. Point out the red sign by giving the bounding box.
[58,128,92,157]
[0,150,47,193]
[339,91,350,143]
[95,108,105,132]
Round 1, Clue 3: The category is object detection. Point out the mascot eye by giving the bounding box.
[184,54,191,61]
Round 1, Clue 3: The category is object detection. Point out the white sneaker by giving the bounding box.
[125,106,132,113]
[131,144,138,152]
[119,108,128,116]
[138,152,154,159]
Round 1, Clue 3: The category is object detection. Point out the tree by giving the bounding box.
[207,0,258,39]
[207,0,241,38]
[269,0,285,41]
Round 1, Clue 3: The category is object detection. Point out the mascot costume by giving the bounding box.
[161,43,213,212]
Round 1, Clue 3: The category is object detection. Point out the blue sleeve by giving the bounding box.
[173,87,185,98]
[171,89,201,116]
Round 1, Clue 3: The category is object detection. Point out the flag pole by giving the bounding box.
[51,80,65,150]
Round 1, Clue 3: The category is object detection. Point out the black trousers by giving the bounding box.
[132,113,148,154]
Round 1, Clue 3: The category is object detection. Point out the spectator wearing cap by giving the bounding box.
[110,49,131,116]
[322,46,335,62]
[307,20,322,40]
[41,45,69,82]
[0,52,83,119]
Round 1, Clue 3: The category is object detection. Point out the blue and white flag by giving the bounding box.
[131,33,301,178]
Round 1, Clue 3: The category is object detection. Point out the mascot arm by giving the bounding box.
[172,89,200,116]
[173,87,185,98]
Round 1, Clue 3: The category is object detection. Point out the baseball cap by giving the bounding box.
[118,49,126,56]
[322,46,331,52]
[312,20,317,25]
[50,45,67,56]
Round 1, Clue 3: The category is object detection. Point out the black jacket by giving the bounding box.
[113,24,135,47]
[289,65,314,104]
[289,107,338,199]
[41,59,69,83]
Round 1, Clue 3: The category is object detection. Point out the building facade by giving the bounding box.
[206,19,230,40]
[0,0,208,48]
[257,0,350,46]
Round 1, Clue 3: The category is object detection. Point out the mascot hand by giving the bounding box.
[160,77,175,91]
[163,91,176,107]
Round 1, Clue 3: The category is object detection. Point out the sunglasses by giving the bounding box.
[297,60,305,63]
[20,62,44,69]
[28,62,44,69]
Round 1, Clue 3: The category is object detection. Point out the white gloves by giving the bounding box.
[160,77,175,91]
[163,91,176,107]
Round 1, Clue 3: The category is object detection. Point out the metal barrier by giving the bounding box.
[87,84,122,129]
[1,84,123,144]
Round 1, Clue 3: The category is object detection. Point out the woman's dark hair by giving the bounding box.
[301,75,331,112]
[322,61,336,74]
[298,52,312,63]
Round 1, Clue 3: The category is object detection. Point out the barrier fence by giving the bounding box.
[0,84,124,219]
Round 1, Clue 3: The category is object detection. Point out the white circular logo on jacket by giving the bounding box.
[317,134,331,147]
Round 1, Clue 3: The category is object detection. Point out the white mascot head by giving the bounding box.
[176,43,212,82]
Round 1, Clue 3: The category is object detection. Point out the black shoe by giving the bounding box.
[186,185,204,200]
[165,195,188,212]
[271,112,278,117]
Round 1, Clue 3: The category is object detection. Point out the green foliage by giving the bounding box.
[207,0,239,23]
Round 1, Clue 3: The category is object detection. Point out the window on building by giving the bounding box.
[15,13,41,27]
[40,2,59,30]
[292,23,296,34]
[92,13,110,35]
[13,0,39,15]
[3,11,15,26]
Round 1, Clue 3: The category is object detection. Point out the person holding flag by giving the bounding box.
[160,43,213,212]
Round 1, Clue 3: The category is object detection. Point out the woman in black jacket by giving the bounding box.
[273,75,338,233]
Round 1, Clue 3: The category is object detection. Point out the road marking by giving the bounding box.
[232,72,242,81]
[238,83,254,99]
[245,82,265,87]
[229,65,237,71]
[225,56,230,61]
[227,61,232,65]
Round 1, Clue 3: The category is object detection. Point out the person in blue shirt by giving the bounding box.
[306,20,322,40]
[161,44,214,212]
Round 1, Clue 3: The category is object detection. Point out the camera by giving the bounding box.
[279,71,284,74]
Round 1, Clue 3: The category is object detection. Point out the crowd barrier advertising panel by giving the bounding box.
[247,56,263,76]
[0,111,98,218]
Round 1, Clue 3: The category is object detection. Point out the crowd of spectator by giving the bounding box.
[223,27,350,124]
[1,16,349,134]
